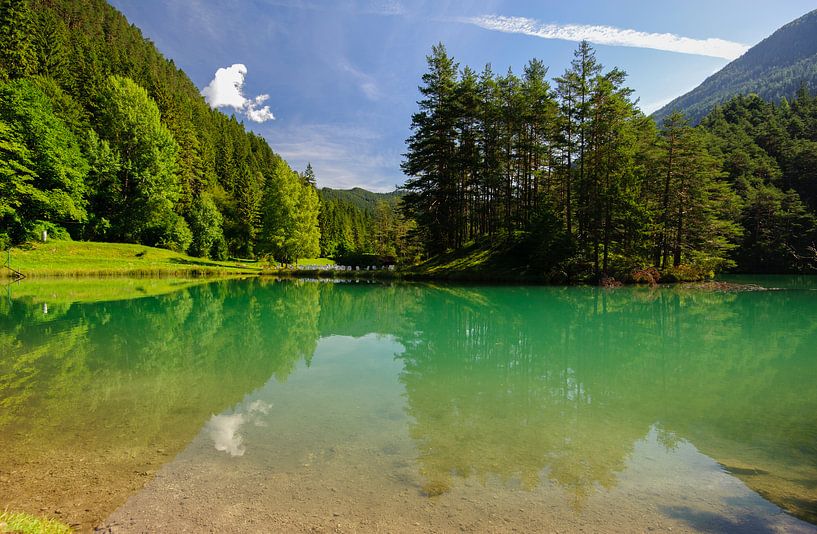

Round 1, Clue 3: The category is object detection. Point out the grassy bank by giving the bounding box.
[404,239,541,282]
[0,511,72,534]
[2,240,263,278]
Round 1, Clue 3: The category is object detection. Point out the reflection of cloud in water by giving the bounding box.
[207,400,272,457]
[208,413,246,456]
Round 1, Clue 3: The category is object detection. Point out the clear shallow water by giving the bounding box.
[1,278,816,532]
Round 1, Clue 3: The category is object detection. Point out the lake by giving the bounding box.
[1,277,816,533]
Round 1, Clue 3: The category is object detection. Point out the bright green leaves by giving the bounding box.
[0,79,88,240]
[259,161,320,263]
[95,75,189,250]
[187,192,225,259]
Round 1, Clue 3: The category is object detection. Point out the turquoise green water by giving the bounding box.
[1,278,816,532]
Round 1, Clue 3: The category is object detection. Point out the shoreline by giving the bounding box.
[3,265,782,292]
[263,268,779,291]
[1,241,799,289]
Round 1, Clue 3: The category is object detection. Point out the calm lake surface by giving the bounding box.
[1,277,816,532]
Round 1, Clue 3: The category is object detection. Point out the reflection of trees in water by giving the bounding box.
[0,278,326,528]
[316,282,424,339]
[0,295,92,427]
[2,281,816,522]
[0,278,323,458]
[394,286,817,516]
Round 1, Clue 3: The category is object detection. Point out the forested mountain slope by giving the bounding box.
[654,9,817,123]
[0,0,319,261]
[319,187,402,212]
[317,187,415,260]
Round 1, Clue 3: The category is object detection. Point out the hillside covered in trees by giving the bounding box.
[653,9,817,123]
[0,0,320,262]
[401,42,817,281]
[317,187,417,262]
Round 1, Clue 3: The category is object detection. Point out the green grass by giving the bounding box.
[0,511,72,534]
[2,240,263,278]
[406,237,539,281]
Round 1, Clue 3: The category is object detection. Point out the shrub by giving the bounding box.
[28,220,71,241]
[632,266,661,286]
[661,263,714,282]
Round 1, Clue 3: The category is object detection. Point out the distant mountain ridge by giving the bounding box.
[319,187,402,213]
[653,9,817,123]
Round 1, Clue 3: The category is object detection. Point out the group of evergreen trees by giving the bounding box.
[402,42,817,278]
[702,91,817,272]
[0,0,320,261]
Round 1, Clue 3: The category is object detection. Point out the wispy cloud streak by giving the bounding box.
[462,15,748,60]
[266,123,401,191]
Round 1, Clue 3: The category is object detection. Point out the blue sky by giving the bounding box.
[110,0,816,191]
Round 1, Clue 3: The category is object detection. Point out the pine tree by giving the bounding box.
[303,163,316,187]
[0,0,39,80]
[402,43,459,251]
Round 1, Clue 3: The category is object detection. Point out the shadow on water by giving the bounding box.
[661,505,781,534]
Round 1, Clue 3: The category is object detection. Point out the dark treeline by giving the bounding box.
[402,43,817,279]
[0,0,319,261]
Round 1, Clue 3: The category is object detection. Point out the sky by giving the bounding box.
[110,0,816,192]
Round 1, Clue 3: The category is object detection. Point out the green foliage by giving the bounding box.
[144,209,192,253]
[521,200,573,274]
[403,41,817,278]
[317,187,414,261]
[1,0,324,260]
[402,42,670,279]
[28,220,71,241]
[187,192,225,259]
[319,186,403,211]
[296,183,321,259]
[0,79,88,241]
[259,162,320,263]
[702,90,817,272]
[32,8,69,82]
[401,43,460,251]
[0,118,37,241]
[95,75,183,247]
[0,0,39,80]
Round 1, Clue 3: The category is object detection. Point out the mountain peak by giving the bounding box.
[653,9,817,123]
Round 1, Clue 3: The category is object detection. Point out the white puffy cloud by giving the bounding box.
[462,16,749,61]
[201,63,276,122]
